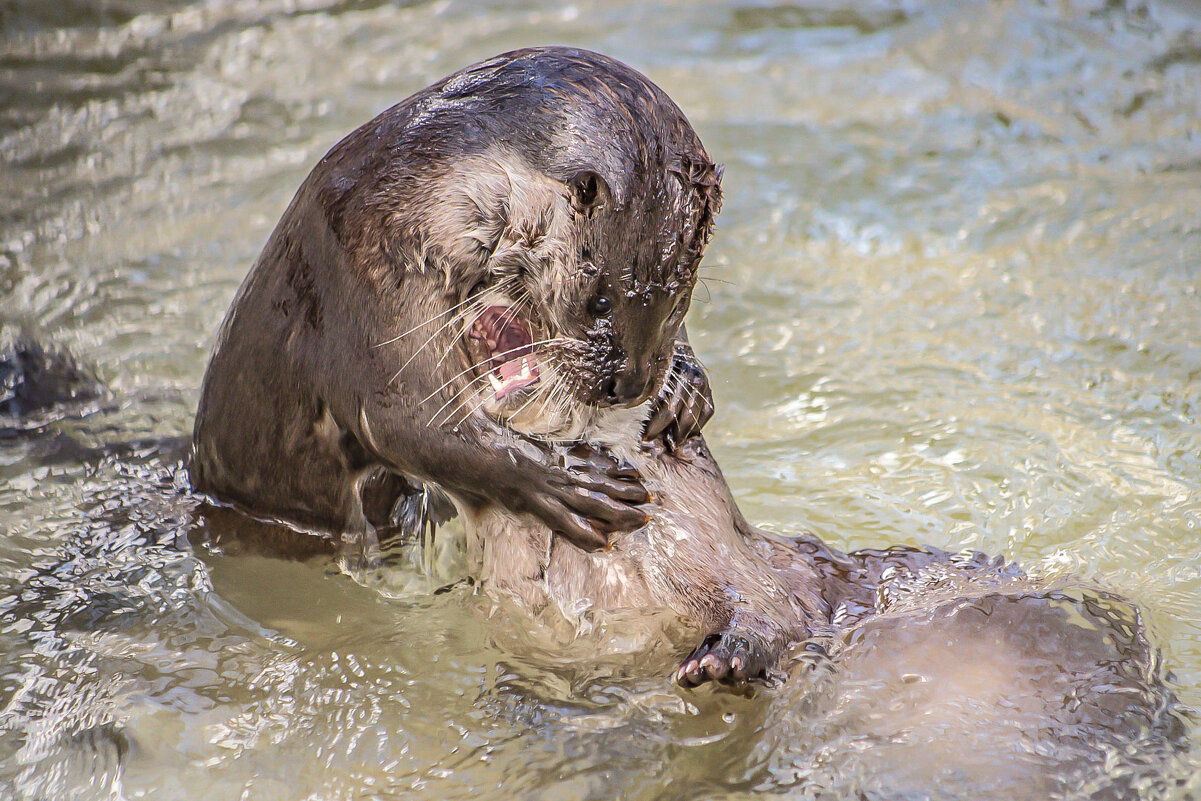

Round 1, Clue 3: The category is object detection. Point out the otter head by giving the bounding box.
[455,153,720,439]
[421,48,723,440]
[329,49,722,441]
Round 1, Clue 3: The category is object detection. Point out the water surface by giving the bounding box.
[2,0,1200,798]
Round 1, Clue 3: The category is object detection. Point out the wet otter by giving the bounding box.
[189,46,825,682]
[191,47,723,554]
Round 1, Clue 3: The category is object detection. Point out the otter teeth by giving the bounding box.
[490,357,539,399]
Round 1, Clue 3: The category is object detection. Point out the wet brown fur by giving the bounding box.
[191,48,719,543]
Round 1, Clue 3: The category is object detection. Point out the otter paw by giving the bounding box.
[532,443,650,552]
[643,344,713,448]
[674,630,774,688]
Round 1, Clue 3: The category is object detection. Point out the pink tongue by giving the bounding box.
[494,357,540,399]
[498,359,524,381]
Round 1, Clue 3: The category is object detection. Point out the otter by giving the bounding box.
[191,47,721,555]
[190,46,829,682]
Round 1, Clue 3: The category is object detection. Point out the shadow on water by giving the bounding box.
[2,0,1201,799]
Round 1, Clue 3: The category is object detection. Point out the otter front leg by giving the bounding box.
[357,406,649,552]
[503,441,652,552]
[643,328,713,449]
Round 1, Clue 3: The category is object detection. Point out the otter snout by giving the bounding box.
[603,369,654,407]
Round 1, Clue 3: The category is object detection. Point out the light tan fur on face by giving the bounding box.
[418,149,632,441]
[424,149,579,298]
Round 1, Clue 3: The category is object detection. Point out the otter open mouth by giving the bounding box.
[468,305,540,399]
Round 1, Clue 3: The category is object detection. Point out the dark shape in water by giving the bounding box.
[0,326,106,437]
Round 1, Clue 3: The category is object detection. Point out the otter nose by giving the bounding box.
[605,371,650,406]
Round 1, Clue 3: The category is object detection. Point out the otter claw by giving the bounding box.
[644,345,713,448]
[537,443,650,551]
[542,451,653,552]
[559,521,609,553]
[675,630,773,688]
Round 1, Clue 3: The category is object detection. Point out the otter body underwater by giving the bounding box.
[190,47,1184,788]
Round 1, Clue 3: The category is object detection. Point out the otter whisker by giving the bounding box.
[427,372,493,429]
[672,367,700,413]
[419,336,570,406]
[387,288,512,386]
[428,338,573,429]
[384,276,524,384]
[424,337,537,428]
[679,369,711,422]
[372,303,464,349]
[548,387,577,437]
[450,393,495,434]
[661,367,682,399]
[678,358,706,404]
[388,306,484,386]
[432,297,506,373]
[533,360,578,436]
[672,369,692,405]
[541,359,577,424]
[372,280,512,349]
[420,358,507,407]
[489,349,574,440]
[450,380,507,432]
[696,270,733,285]
[431,279,535,374]
[438,291,528,370]
[537,357,580,438]
[502,364,553,424]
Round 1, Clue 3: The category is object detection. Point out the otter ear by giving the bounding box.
[568,170,610,215]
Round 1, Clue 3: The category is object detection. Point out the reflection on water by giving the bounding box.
[2,0,1200,798]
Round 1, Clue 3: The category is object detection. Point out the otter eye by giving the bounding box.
[591,295,612,316]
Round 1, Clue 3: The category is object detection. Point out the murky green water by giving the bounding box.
[2,0,1200,798]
